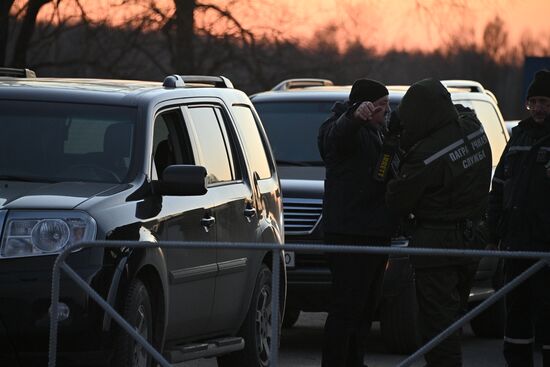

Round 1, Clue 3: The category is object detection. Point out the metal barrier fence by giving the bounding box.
[48,241,550,367]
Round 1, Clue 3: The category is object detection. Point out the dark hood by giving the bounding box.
[399,78,458,150]
[0,181,123,209]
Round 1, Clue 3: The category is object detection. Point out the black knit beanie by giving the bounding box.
[349,78,388,104]
[527,69,550,99]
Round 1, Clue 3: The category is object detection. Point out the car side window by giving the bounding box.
[231,105,272,179]
[187,105,236,185]
[152,109,194,180]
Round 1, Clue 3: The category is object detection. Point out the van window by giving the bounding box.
[232,105,272,179]
[188,106,234,184]
[152,109,194,180]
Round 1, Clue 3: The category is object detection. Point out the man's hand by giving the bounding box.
[353,101,382,122]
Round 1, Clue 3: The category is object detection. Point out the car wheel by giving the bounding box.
[218,265,275,367]
[380,262,421,354]
[113,278,153,367]
[282,308,300,329]
[470,262,505,338]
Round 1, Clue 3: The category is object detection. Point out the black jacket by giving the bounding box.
[318,101,397,239]
[386,79,492,265]
[488,117,550,251]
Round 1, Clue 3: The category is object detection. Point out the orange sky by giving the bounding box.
[234,0,550,52]
[17,0,550,53]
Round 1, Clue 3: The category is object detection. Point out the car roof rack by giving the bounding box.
[0,67,36,78]
[483,89,499,104]
[271,78,334,91]
[441,79,499,104]
[162,75,234,89]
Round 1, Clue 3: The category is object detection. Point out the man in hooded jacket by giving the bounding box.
[488,69,550,367]
[318,78,397,367]
[386,78,492,367]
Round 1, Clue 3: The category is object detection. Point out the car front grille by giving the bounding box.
[283,198,323,235]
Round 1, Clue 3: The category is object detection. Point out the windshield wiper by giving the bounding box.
[0,174,59,183]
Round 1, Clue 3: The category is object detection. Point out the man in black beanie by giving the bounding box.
[488,69,550,367]
[318,79,397,367]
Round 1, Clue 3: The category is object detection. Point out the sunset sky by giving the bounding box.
[19,0,550,53]
[271,0,550,52]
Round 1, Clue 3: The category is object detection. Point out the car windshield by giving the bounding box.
[254,100,400,166]
[254,101,337,166]
[0,100,136,183]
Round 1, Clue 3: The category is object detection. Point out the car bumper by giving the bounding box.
[285,243,500,311]
[0,253,111,359]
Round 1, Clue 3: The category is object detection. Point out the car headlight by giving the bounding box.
[1,211,96,258]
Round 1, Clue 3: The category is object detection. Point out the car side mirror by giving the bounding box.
[153,165,207,196]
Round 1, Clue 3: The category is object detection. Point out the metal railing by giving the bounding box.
[48,241,550,367]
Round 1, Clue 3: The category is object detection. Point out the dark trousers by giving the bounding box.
[321,233,389,367]
[503,259,550,367]
[414,263,477,367]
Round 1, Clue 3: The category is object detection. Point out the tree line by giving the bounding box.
[3,1,550,119]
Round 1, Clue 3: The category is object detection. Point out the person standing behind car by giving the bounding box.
[488,69,550,367]
[318,78,397,367]
[386,78,492,367]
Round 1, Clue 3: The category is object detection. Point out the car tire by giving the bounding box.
[470,262,506,338]
[113,278,154,367]
[282,308,300,329]
[380,263,421,354]
[218,265,275,367]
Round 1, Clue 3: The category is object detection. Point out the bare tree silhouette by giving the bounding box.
[483,16,509,63]
[3,0,56,67]
[0,0,16,65]
[4,0,550,118]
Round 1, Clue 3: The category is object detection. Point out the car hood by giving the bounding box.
[278,166,325,181]
[279,166,325,200]
[0,181,123,209]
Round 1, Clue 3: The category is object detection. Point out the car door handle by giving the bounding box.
[201,216,215,232]
[244,207,256,222]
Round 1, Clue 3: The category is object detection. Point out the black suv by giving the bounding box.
[251,78,509,353]
[0,68,285,367]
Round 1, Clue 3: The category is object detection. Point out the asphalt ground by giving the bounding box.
[182,311,543,367]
